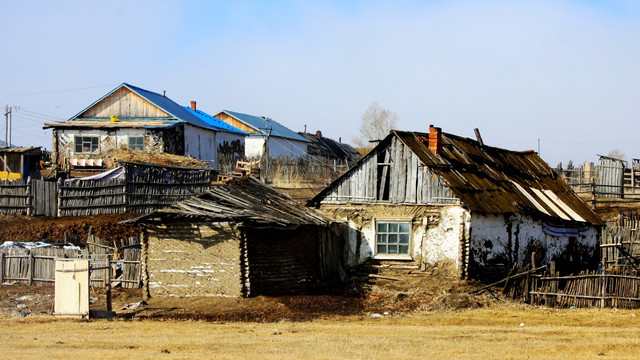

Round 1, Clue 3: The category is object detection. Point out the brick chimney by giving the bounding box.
[428,125,442,155]
[190,101,197,111]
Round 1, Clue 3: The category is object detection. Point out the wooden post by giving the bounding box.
[105,256,112,312]
[600,272,606,309]
[549,260,556,307]
[0,252,4,284]
[620,163,625,199]
[528,252,536,303]
[26,176,31,216]
[591,179,597,210]
[27,252,34,286]
[56,178,63,217]
[140,231,150,300]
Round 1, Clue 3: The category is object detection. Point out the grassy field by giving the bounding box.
[2,306,640,359]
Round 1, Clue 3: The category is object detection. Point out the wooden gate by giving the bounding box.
[31,179,57,216]
[597,157,625,198]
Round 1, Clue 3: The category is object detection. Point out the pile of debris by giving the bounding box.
[351,260,495,313]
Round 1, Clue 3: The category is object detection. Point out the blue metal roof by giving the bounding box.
[219,110,310,143]
[69,83,220,132]
[182,107,247,136]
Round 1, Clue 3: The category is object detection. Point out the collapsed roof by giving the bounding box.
[129,176,329,227]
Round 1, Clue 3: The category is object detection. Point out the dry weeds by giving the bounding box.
[2,306,640,359]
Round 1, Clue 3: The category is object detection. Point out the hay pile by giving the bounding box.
[105,149,209,168]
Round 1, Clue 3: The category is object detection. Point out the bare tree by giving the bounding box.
[352,101,398,147]
[607,149,626,161]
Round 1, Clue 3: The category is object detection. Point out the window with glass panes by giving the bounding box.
[376,221,411,255]
[128,136,144,151]
[75,136,99,153]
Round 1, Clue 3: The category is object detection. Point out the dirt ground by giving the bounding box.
[0,260,495,322]
[0,214,141,245]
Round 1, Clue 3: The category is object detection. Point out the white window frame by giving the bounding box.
[373,219,413,260]
[74,136,99,154]
[128,136,144,151]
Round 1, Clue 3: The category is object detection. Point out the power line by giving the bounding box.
[0,83,119,98]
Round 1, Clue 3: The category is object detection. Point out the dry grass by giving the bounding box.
[3,305,640,359]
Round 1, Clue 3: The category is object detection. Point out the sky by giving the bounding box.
[1,0,638,168]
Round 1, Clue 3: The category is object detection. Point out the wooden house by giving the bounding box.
[130,176,343,298]
[214,110,310,159]
[44,83,247,170]
[309,126,603,280]
[0,146,42,181]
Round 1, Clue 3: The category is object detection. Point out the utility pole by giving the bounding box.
[4,106,18,148]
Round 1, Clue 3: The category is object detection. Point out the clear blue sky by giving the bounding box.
[1,0,638,167]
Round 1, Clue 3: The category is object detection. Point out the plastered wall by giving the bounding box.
[469,213,599,278]
[319,204,467,270]
[145,222,244,297]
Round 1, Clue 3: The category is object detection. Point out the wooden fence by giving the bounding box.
[0,246,79,285]
[562,158,640,200]
[58,163,212,216]
[529,273,640,309]
[0,241,141,288]
[492,258,640,309]
[0,179,30,215]
[601,212,640,272]
[0,162,214,217]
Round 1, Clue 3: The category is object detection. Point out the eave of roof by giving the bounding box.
[0,146,42,154]
[44,119,182,130]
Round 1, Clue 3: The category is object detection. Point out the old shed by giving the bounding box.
[131,176,343,298]
[309,126,603,280]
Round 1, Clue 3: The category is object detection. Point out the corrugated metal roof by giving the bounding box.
[218,110,310,143]
[129,176,329,227]
[393,130,602,224]
[182,107,247,136]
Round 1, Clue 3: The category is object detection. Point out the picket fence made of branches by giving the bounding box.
[58,163,213,216]
[0,179,30,215]
[529,272,640,309]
